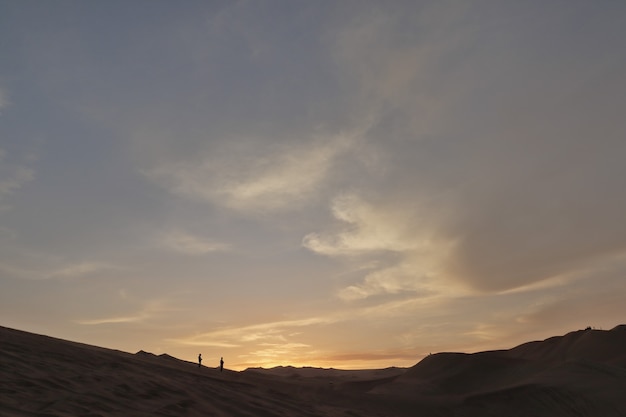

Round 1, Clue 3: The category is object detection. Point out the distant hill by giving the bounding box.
[244,365,406,380]
[2,325,626,416]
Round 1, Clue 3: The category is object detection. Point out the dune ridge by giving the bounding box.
[2,325,626,416]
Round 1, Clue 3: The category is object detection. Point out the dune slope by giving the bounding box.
[0,326,412,417]
[2,325,626,416]
[373,325,626,416]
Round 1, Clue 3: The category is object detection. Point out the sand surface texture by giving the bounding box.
[2,325,626,416]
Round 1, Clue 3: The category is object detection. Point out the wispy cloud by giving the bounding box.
[0,150,35,205]
[0,258,116,281]
[0,166,35,196]
[169,316,337,348]
[304,193,454,301]
[337,262,440,302]
[76,314,148,325]
[76,298,175,326]
[142,132,357,213]
[305,1,626,297]
[47,262,113,280]
[303,193,424,255]
[0,87,9,111]
[157,230,231,255]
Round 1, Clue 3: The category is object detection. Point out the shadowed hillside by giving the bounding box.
[372,325,626,416]
[2,325,626,416]
[0,326,416,417]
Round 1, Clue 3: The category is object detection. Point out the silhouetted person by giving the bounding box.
[198,353,202,368]
[220,357,224,372]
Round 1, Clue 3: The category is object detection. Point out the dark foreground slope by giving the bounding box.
[0,326,414,417]
[2,325,626,417]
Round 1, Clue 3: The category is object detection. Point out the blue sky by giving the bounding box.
[2,1,626,370]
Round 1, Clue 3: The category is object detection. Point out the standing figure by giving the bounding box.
[220,357,224,372]
[198,353,202,368]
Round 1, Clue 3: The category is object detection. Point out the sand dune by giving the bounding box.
[2,325,626,416]
[373,325,626,416]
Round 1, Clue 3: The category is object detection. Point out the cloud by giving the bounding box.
[0,87,9,111]
[0,148,36,214]
[76,314,147,325]
[331,2,471,132]
[157,230,231,255]
[514,255,626,329]
[311,2,626,295]
[0,165,35,202]
[76,298,175,326]
[47,262,113,280]
[169,316,337,348]
[0,166,35,193]
[142,132,357,213]
[0,258,115,281]
[303,193,427,255]
[337,262,439,302]
[304,193,455,300]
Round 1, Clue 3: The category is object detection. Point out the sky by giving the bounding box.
[1,1,626,371]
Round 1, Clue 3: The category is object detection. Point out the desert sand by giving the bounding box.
[2,325,626,416]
